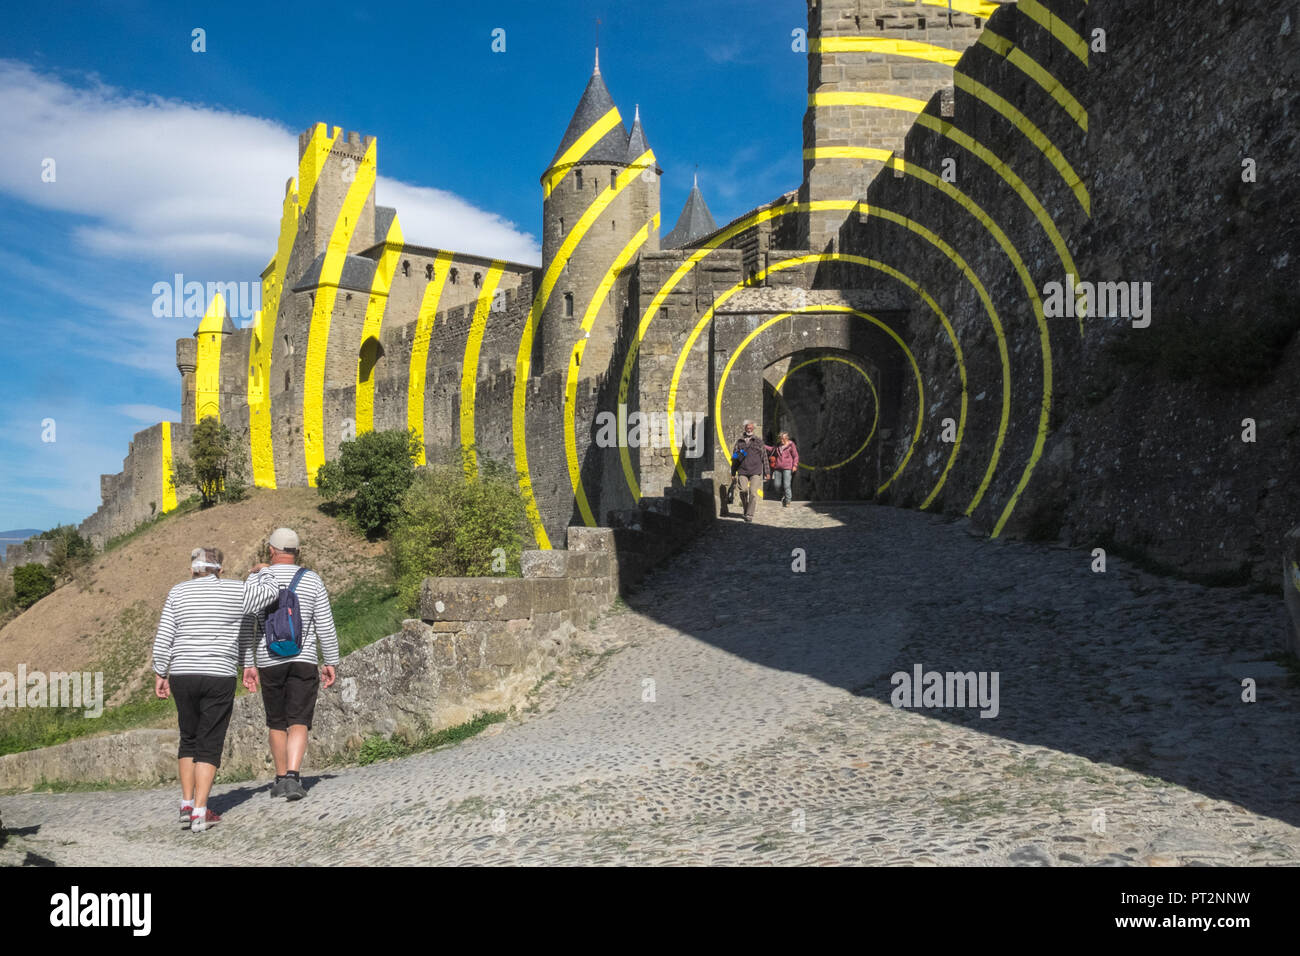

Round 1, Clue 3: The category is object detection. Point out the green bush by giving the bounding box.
[38,525,95,580]
[13,563,55,609]
[316,429,422,538]
[172,417,248,506]
[389,455,528,612]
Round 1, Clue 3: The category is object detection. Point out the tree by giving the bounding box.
[13,563,55,609]
[316,429,422,538]
[173,417,248,506]
[38,525,95,581]
[388,455,528,612]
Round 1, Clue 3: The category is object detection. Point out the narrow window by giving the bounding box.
[575,169,583,190]
[402,260,410,277]
[564,293,574,318]
[610,169,617,189]
[473,271,482,288]
[425,263,433,280]
[449,268,459,285]
[558,217,565,236]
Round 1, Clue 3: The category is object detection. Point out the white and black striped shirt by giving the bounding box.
[245,564,340,670]
[152,570,280,678]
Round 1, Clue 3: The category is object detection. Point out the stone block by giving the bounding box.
[419,576,574,622]
[568,526,616,552]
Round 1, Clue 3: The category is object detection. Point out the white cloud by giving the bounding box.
[115,404,177,423]
[0,59,540,274]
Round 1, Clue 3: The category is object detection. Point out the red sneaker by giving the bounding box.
[190,809,222,832]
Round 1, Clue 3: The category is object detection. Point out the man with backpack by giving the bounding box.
[730,420,771,523]
[242,527,339,802]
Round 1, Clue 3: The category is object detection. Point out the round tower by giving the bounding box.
[540,52,661,379]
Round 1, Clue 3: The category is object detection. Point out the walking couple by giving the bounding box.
[151,527,339,831]
[729,421,799,522]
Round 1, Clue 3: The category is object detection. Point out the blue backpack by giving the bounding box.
[263,568,309,658]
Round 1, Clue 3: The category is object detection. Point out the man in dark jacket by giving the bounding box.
[731,420,770,523]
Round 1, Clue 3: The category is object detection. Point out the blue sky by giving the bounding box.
[0,0,807,532]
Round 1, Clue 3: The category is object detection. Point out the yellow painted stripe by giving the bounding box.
[459,261,508,476]
[773,355,879,471]
[813,36,963,65]
[249,124,338,488]
[658,229,1004,519]
[565,215,657,526]
[715,306,925,496]
[912,113,1084,335]
[355,214,405,436]
[514,149,655,548]
[803,147,896,162]
[890,156,1052,537]
[407,251,455,465]
[303,139,376,486]
[161,421,178,513]
[194,292,227,423]
[542,106,623,198]
[954,70,1089,215]
[809,91,928,112]
[1018,0,1089,65]
[978,28,1088,131]
[660,249,976,511]
[919,0,1001,16]
[297,123,335,216]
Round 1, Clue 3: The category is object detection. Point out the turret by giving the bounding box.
[663,173,718,249]
[539,53,661,378]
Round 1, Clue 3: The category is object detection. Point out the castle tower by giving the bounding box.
[294,126,377,269]
[539,54,661,378]
[799,0,990,251]
[662,173,718,249]
[192,292,235,423]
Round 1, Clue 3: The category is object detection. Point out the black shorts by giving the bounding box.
[259,662,320,731]
[170,674,236,767]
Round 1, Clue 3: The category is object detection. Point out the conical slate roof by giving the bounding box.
[625,104,650,162]
[662,175,718,249]
[547,61,628,172]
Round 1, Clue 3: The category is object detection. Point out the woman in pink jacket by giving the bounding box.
[770,431,800,506]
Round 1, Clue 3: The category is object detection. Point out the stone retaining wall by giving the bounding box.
[0,478,719,790]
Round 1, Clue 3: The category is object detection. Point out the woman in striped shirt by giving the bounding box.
[152,547,280,832]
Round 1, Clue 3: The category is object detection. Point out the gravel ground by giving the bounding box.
[3,501,1297,866]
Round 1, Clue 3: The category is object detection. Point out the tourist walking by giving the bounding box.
[770,431,800,507]
[730,420,771,523]
[242,528,339,802]
[153,547,281,832]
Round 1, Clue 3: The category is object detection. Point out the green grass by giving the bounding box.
[0,576,404,758]
[0,693,174,757]
[333,579,406,656]
[356,710,507,766]
[103,494,203,553]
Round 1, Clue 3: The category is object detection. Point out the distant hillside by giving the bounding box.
[0,488,388,706]
[0,530,42,552]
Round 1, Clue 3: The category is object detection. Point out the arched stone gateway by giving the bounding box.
[711,288,909,501]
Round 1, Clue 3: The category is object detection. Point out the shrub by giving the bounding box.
[13,563,55,609]
[389,455,528,612]
[38,525,95,581]
[316,429,422,538]
[172,417,248,506]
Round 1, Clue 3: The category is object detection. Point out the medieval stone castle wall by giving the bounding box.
[77,0,1298,587]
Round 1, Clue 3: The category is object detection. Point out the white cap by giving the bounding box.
[269,528,299,551]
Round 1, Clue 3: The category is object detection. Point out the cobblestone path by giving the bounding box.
[3,502,1298,866]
